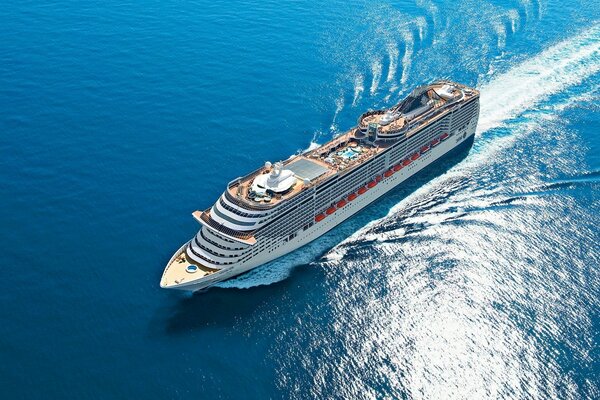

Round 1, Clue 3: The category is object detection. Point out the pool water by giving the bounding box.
[339,148,358,159]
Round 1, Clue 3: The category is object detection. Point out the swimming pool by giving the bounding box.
[338,148,358,160]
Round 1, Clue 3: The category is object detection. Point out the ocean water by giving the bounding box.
[0,0,599,398]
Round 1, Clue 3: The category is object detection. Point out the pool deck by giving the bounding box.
[160,245,218,288]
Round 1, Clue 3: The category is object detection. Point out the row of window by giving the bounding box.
[200,229,245,251]
[212,204,257,228]
[219,197,265,219]
[187,245,235,266]
[451,100,478,131]
[194,236,240,259]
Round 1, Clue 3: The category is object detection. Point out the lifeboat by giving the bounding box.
[421,145,430,153]
[348,193,358,201]
[393,164,402,172]
[402,159,411,166]
[411,153,420,161]
[440,132,449,141]
[337,199,347,208]
[367,181,377,188]
[326,207,336,215]
[384,170,394,178]
[315,214,326,222]
[431,138,440,147]
[375,175,383,182]
[358,187,367,194]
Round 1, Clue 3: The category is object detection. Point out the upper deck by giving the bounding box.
[226,130,382,208]
[226,80,478,210]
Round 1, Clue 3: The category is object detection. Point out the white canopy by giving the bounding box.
[434,84,455,100]
[252,163,296,194]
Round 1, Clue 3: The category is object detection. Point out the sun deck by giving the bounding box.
[160,244,219,288]
[358,85,454,132]
[226,130,382,209]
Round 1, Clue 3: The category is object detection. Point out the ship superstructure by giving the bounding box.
[161,80,480,291]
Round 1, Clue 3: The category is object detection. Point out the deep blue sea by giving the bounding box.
[1,0,599,398]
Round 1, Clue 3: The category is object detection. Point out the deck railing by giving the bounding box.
[199,210,256,240]
[358,110,385,128]
[223,188,274,211]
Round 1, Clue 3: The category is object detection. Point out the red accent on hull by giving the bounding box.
[431,138,440,146]
[358,187,367,194]
[411,153,420,161]
[440,133,449,140]
[348,193,358,201]
[393,165,402,171]
[326,207,336,215]
[315,214,326,222]
[384,170,394,177]
[375,175,383,182]
[402,159,411,166]
[337,199,347,208]
[367,181,377,188]
[421,145,430,153]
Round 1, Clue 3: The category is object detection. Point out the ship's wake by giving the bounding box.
[216,25,600,290]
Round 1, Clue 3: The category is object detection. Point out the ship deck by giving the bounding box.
[225,81,479,210]
[227,130,381,208]
[160,245,218,288]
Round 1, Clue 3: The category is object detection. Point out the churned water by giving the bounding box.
[0,0,598,398]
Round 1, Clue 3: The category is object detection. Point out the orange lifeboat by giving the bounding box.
[326,207,336,215]
[421,145,430,153]
[393,164,402,172]
[431,138,440,146]
[440,132,449,140]
[411,153,420,161]
[358,187,367,194]
[348,193,358,201]
[402,159,411,166]
[315,214,326,222]
[337,199,347,208]
[384,170,394,178]
[375,175,383,182]
[367,181,377,188]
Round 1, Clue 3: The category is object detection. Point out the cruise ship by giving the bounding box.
[161,80,480,291]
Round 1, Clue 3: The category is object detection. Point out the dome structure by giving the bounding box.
[251,162,296,195]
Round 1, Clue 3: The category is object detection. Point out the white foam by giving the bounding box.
[477,25,600,134]
[415,16,428,43]
[519,0,533,22]
[400,30,414,85]
[330,92,345,132]
[386,41,399,84]
[370,58,383,95]
[303,141,320,153]
[507,9,520,33]
[352,73,364,106]
[416,0,439,30]
[493,20,507,49]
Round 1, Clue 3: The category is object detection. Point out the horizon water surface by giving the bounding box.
[0,0,599,398]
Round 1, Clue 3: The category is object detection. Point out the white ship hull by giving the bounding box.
[167,127,476,291]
